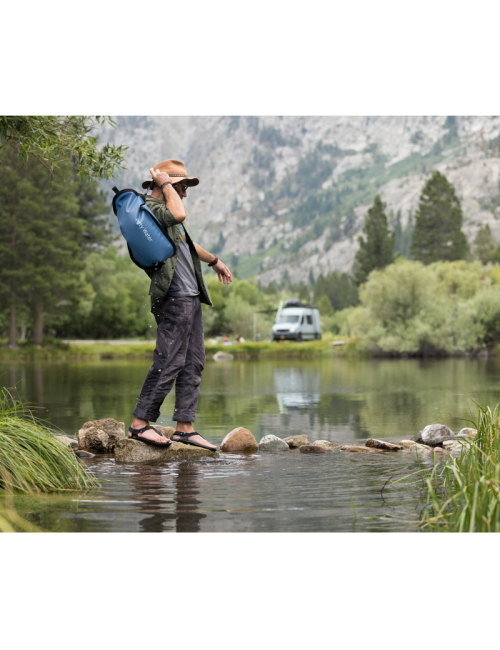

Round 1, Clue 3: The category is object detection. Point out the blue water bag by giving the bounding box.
[112,188,174,271]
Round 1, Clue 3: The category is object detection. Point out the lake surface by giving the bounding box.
[2,356,500,532]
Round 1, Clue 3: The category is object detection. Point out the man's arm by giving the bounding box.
[194,242,232,285]
[149,168,186,222]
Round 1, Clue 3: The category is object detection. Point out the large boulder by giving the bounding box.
[310,440,339,450]
[283,434,309,448]
[259,435,289,451]
[78,418,125,453]
[115,439,219,463]
[220,427,258,453]
[366,439,402,451]
[419,424,455,447]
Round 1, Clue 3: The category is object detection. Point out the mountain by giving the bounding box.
[101,116,500,285]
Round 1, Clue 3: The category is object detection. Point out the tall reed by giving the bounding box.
[0,388,99,494]
[420,402,500,532]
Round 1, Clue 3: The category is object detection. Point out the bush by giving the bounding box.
[334,259,500,355]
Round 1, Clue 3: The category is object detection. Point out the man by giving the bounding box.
[128,159,232,451]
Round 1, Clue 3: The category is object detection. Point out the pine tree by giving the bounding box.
[411,171,469,264]
[354,195,395,286]
[0,149,111,346]
[473,224,497,265]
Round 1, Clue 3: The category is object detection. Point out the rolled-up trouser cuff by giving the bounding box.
[132,406,160,422]
[172,409,197,423]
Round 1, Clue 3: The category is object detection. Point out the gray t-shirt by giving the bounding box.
[166,228,200,297]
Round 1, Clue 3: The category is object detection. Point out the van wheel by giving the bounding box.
[316,333,322,340]
[296,333,302,342]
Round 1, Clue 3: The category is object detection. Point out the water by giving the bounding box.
[2,356,500,532]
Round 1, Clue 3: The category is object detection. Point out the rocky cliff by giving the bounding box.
[102,116,500,285]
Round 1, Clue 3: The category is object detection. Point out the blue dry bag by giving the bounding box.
[112,186,174,271]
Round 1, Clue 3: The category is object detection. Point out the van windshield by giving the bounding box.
[277,315,300,323]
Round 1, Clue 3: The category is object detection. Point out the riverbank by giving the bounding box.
[0,338,364,361]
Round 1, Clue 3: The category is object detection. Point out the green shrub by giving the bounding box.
[0,390,99,494]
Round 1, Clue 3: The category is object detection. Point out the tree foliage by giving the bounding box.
[0,148,113,345]
[335,259,500,355]
[411,171,469,264]
[354,195,395,285]
[0,116,127,180]
[473,224,499,265]
[313,271,359,311]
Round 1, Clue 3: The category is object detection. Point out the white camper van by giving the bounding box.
[272,300,322,341]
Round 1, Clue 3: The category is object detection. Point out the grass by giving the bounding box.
[416,401,500,532]
[0,388,99,495]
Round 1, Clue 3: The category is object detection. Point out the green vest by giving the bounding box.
[145,197,212,310]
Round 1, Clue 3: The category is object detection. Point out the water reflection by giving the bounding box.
[130,462,206,533]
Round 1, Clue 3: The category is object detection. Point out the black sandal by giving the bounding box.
[128,425,172,448]
[172,431,217,452]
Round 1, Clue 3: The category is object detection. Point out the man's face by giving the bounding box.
[174,182,188,200]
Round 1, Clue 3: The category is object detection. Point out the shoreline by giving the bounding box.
[0,340,497,362]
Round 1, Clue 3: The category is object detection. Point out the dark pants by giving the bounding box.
[133,296,205,423]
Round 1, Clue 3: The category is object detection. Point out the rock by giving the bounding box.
[283,434,309,448]
[213,351,234,361]
[443,439,471,453]
[420,424,455,447]
[300,445,330,454]
[259,435,289,451]
[115,439,219,463]
[407,443,434,453]
[399,439,418,449]
[455,428,477,439]
[74,449,95,458]
[430,447,449,454]
[154,425,176,439]
[366,439,402,451]
[310,440,339,450]
[220,427,258,453]
[78,418,125,453]
[339,445,381,453]
[54,435,79,449]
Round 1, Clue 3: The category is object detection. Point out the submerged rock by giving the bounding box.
[420,424,455,447]
[74,449,95,458]
[283,434,309,448]
[213,351,234,361]
[310,440,339,450]
[340,445,381,453]
[366,439,402,451]
[78,418,125,453]
[220,427,258,453]
[115,439,219,463]
[259,435,289,451]
[300,445,330,454]
[54,435,79,449]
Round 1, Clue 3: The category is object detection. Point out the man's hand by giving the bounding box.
[150,168,171,187]
[213,260,232,284]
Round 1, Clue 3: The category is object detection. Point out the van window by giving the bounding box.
[277,315,300,324]
[307,315,313,325]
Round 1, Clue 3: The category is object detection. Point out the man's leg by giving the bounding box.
[171,298,216,451]
[131,297,194,443]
